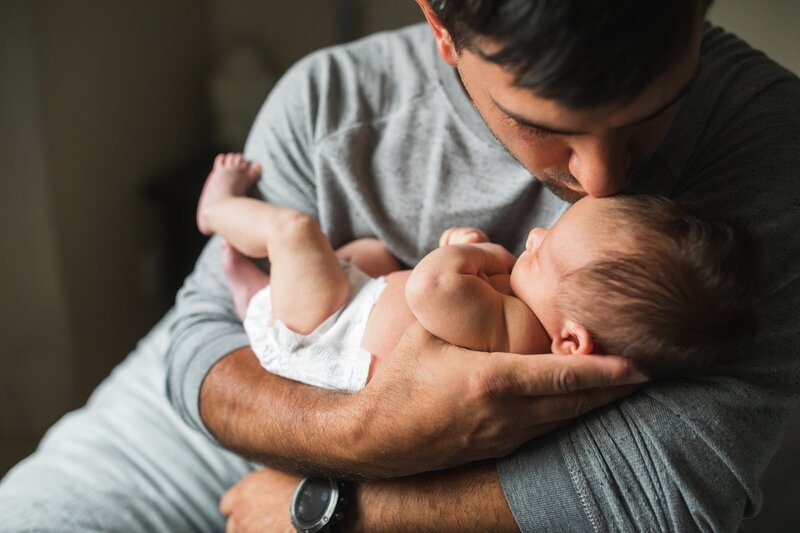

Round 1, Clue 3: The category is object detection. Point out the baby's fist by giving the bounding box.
[439,227,490,247]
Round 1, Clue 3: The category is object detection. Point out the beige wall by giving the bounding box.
[361,1,424,34]
[710,0,800,75]
[207,0,423,77]
[205,1,423,149]
[0,1,73,438]
[31,0,213,397]
[209,0,340,72]
[1,0,213,456]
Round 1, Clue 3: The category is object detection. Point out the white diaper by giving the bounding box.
[243,262,387,393]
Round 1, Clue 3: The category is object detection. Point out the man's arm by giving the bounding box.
[201,322,644,477]
[220,462,519,533]
[347,462,518,532]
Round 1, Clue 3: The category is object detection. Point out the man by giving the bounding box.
[182,0,800,530]
[1,1,798,531]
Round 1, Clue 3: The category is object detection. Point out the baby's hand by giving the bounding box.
[439,227,490,247]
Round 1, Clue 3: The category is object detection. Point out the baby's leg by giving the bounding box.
[198,153,348,334]
[197,153,262,238]
[335,238,403,277]
[220,240,269,321]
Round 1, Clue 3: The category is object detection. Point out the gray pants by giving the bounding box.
[0,312,256,532]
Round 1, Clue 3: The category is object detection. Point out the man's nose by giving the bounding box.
[568,133,631,197]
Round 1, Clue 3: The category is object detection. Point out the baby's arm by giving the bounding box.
[440,227,513,295]
[406,243,547,354]
[439,226,490,247]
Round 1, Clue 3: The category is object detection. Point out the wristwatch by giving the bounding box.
[290,476,349,533]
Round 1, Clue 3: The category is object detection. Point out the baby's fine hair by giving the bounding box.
[556,195,758,379]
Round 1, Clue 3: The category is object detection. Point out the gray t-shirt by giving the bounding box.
[166,22,800,531]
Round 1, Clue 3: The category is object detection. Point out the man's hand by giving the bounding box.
[219,469,301,533]
[351,322,647,477]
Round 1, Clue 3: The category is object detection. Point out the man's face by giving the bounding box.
[453,27,702,202]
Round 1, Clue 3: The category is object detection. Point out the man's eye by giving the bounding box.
[516,120,555,138]
[528,126,555,137]
[526,125,555,137]
[502,114,557,138]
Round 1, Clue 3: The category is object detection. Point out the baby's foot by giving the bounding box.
[439,227,490,247]
[221,240,270,320]
[197,153,261,235]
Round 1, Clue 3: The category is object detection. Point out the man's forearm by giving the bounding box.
[219,461,520,532]
[346,461,519,533]
[200,346,376,475]
[201,323,643,478]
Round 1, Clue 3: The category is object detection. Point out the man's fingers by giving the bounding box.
[482,353,648,397]
[525,384,642,424]
[490,386,640,447]
[219,487,235,516]
[485,385,641,455]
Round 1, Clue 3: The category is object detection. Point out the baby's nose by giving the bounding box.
[526,227,547,252]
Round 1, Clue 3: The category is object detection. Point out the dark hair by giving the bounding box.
[556,196,757,379]
[429,0,713,109]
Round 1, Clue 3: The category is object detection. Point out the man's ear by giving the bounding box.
[551,319,595,355]
[415,0,458,66]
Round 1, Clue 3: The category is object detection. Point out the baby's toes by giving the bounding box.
[246,162,262,181]
[223,153,237,167]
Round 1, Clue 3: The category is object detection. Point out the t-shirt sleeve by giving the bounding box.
[499,384,759,532]
[165,54,321,437]
[498,62,800,532]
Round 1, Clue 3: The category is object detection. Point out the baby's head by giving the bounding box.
[510,195,757,378]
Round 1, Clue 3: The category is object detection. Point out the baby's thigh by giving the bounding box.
[335,238,401,277]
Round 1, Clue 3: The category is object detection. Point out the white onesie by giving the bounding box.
[243,262,387,393]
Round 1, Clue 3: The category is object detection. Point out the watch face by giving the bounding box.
[294,477,334,526]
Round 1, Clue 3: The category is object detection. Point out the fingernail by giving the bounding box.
[628,369,650,384]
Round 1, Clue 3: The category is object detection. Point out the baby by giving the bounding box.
[197,153,756,391]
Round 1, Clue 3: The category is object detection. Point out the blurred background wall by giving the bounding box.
[0,0,797,481]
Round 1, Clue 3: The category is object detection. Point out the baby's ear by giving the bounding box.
[551,320,594,355]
